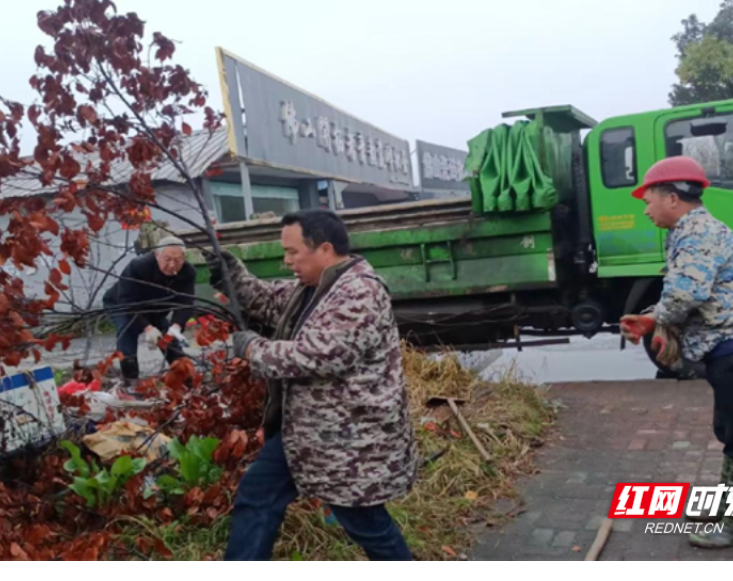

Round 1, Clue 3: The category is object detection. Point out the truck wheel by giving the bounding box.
[642,334,705,380]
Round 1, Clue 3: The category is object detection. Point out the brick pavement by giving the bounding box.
[472,379,732,561]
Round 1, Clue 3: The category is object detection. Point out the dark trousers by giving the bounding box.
[108,309,185,380]
[705,354,733,460]
[224,433,412,561]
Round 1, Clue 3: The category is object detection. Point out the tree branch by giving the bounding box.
[96,61,245,329]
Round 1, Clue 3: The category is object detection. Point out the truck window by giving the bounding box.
[665,114,733,190]
[601,128,637,188]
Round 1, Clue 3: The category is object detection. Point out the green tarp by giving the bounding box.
[464,120,566,214]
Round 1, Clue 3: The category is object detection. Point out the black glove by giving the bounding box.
[205,250,240,291]
[232,329,261,359]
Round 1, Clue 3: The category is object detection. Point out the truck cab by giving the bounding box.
[586,100,733,280]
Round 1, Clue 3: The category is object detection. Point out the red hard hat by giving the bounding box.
[631,156,711,199]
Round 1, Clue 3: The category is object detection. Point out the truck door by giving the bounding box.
[590,122,665,277]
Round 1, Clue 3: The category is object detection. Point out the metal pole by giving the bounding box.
[239,161,254,220]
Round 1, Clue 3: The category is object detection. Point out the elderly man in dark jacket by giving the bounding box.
[103,236,195,381]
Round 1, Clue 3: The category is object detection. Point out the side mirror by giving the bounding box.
[691,117,728,137]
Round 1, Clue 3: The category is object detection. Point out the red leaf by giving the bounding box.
[182,122,192,136]
[49,268,62,288]
[10,542,28,560]
[54,190,76,213]
[153,539,173,559]
[228,429,249,459]
[135,537,152,554]
[60,228,90,267]
[45,216,60,236]
[153,33,176,62]
[158,335,174,350]
[86,213,104,233]
[44,282,60,309]
[0,293,9,313]
[29,213,60,236]
[58,259,71,275]
[26,525,51,546]
[28,105,41,126]
[81,547,99,561]
[77,105,98,126]
[442,545,457,558]
[59,154,81,180]
[43,335,58,351]
[34,46,46,67]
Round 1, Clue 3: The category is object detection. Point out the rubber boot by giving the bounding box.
[120,356,140,385]
[689,456,733,548]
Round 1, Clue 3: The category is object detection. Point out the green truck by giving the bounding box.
[179,99,733,377]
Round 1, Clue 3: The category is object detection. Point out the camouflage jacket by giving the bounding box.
[227,255,417,506]
[654,207,733,361]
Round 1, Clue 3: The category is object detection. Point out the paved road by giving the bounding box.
[7,330,657,384]
[4,332,205,378]
[485,333,656,384]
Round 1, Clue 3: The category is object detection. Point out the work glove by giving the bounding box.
[144,326,163,350]
[651,324,682,367]
[232,329,262,359]
[620,314,656,345]
[204,249,244,292]
[167,324,190,348]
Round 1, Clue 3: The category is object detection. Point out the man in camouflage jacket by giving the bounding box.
[208,209,416,561]
[622,156,733,549]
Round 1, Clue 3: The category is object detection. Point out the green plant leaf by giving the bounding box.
[178,448,202,487]
[111,456,133,477]
[157,474,185,495]
[59,440,90,477]
[205,466,223,487]
[130,458,147,475]
[94,469,111,488]
[167,436,223,490]
[198,437,220,461]
[63,459,78,473]
[69,477,97,507]
[167,438,186,461]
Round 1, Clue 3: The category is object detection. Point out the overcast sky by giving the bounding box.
[0,0,721,154]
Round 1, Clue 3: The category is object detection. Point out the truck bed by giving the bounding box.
[177,197,474,247]
[181,198,558,304]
